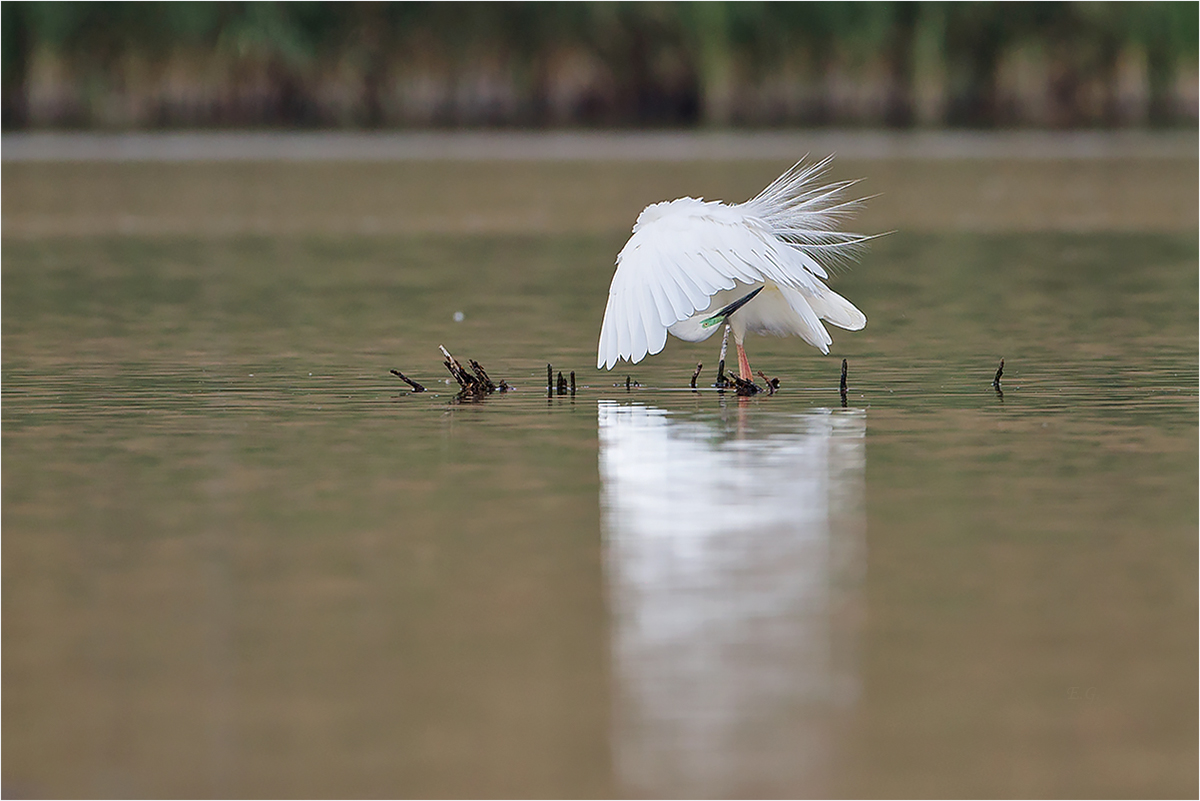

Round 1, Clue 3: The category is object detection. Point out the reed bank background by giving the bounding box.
[2,1,1196,131]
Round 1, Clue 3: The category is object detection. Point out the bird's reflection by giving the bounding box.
[598,401,866,797]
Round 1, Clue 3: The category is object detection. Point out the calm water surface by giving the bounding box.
[3,151,1197,797]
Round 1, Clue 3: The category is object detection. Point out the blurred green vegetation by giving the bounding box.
[2,1,1196,129]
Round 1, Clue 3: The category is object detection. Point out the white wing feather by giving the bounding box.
[597,157,871,370]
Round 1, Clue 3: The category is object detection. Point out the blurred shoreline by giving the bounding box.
[3,129,1197,162]
[4,4,1196,131]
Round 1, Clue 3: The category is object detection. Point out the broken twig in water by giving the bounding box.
[557,371,568,395]
[546,363,553,397]
[992,358,1004,389]
[840,358,848,406]
[755,370,780,395]
[570,371,576,396]
[729,374,760,396]
[440,345,474,387]
[690,362,703,389]
[390,369,426,393]
[840,359,848,394]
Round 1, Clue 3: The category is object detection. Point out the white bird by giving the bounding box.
[597,156,871,381]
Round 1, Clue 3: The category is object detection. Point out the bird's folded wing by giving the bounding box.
[597,204,830,370]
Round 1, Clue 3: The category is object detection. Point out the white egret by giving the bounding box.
[597,156,871,381]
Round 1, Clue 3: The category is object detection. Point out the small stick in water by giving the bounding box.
[557,371,568,395]
[625,375,631,391]
[840,359,849,407]
[390,369,426,393]
[690,362,703,389]
[992,358,1004,389]
[755,371,780,395]
[547,363,553,396]
[569,371,576,396]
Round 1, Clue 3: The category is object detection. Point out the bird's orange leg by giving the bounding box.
[737,343,752,381]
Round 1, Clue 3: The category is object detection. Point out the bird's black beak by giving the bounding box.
[701,286,764,328]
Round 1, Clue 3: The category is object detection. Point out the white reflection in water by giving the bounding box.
[598,401,866,797]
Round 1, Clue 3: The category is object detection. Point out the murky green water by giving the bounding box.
[3,153,1197,797]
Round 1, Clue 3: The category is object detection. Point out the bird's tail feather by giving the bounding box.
[806,285,867,331]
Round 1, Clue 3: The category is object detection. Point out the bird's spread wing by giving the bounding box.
[597,160,869,370]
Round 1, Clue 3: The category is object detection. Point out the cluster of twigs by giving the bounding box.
[690,362,778,396]
[440,345,510,400]
[689,325,780,396]
[547,364,576,397]
[390,345,509,401]
[393,346,1009,404]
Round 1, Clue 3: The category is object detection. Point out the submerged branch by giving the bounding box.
[390,369,426,393]
[755,370,781,395]
[729,374,760,396]
[440,345,508,401]
[840,358,848,406]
